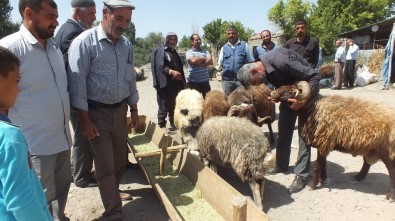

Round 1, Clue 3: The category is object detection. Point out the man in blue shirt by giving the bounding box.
[253,29,280,61]
[218,27,254,95]
[68,0,139,219]
[186,34,213,98]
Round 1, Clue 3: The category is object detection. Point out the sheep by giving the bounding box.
[196,116,275,210]
[227,84,276,144]
[202,90,230,121]
[271,81,395,202]
[174,89,204,157]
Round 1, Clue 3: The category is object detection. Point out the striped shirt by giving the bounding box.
[186,48,211,82]
[68,24,139,111]
[0,25,72,155]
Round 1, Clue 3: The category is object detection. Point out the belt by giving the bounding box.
[88,99,125,108]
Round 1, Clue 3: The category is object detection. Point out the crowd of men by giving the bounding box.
[0,0,366,220]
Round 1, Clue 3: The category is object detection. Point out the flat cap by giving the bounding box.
[71,0,95,7]
[103,0,135,9]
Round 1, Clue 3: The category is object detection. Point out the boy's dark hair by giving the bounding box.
[295,20,307,26]
[0,47,20,78]
[19,0,57,19]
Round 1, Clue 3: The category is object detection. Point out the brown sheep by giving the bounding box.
[228,84,276,143]
[271,82,395,202]
[202,90,230,121]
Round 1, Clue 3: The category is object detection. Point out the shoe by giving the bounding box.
[331,87,340,90]
[382,86,390,90]
[288,176,307,193]
[267,166,288,175]
[119,190,133,201]
[75,176,97,188]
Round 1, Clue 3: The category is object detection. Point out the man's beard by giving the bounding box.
[33,23,55,39]
[262,39,271,45]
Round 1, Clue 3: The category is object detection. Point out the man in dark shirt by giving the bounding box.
[151,32,186,134]
[285,20,320,69]
[238,48,321,194]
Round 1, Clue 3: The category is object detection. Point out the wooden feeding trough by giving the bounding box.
[127,115,270,221]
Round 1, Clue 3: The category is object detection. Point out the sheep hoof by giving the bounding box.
[354,173,366,181]
[386,192,395,202]
[307,181,317,190]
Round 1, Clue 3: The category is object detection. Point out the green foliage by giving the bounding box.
[124,22,136,44]
[0,0,20,38]
[268,0,312,40]
[178,35,192,49]
[133,32,164,67]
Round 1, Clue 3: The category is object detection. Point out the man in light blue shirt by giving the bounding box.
[68,0,138,219]
[0,1,72,220]
[344,38,359,88]
[254,29,281,61]
[186,34,213,98]
[218,27,254,95]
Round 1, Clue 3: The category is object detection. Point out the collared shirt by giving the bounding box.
[68,24,139,111]
[284,36,320,68]
[0,25,72,155]
[0,113,52,221]
[335,46,346,63]
[217,40,254,65]
[260,48,320,98]
[254,41,281,60]
[346,44,359,60]
[186,48,211,82]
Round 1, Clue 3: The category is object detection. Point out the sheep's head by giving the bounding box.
[270,81,311,102]
[227,103,258,124]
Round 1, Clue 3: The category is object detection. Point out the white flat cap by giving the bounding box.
[103,0,135,9]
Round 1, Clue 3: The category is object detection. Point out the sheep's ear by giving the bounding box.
[227,106,239,117]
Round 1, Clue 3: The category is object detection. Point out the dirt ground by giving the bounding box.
[65,71,395,221]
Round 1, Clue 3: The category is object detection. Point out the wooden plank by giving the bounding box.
[127,140,182,221]
[232,196,247,221]
[129,115,270,221]
[134,145,187,158]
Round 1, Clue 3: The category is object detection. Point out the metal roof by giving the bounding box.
[337,16,395,38]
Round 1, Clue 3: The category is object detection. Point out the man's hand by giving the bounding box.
[129,111,139,129]
[170,70,183,80]
[287,98,307,110]
[80,117,100,140]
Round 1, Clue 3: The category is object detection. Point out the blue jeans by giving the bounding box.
[222,80,241,95]
[31,150,72,221]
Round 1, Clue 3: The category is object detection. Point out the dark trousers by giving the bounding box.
[70,111,94,186]
[189,81,211,98]
[88,102,128,220]
[156,80,183,128]
[344,60,356,86]
[276,102,311,179]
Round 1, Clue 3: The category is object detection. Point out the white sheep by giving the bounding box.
[173,89,204,157]
[196,116,275,210]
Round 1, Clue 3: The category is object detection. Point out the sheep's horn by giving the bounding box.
[295,81,311,101]
[227,105,239,117]
[257,116,272,127]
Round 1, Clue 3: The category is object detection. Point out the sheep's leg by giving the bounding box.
[308,154,325,190]
[354,157,371,181]
[248,179,264,210]
[209,162,218,174]
[318,156,327,186]
[382,158,395,202]
[267,123,275,145]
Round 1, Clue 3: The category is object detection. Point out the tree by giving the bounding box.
[268,0,312,40]
[124,22,136,44]
[0,0,19,38]
[203,19,254,65]
[133,32,164,67]
[309,0,395,54]
[178,35,192,49]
